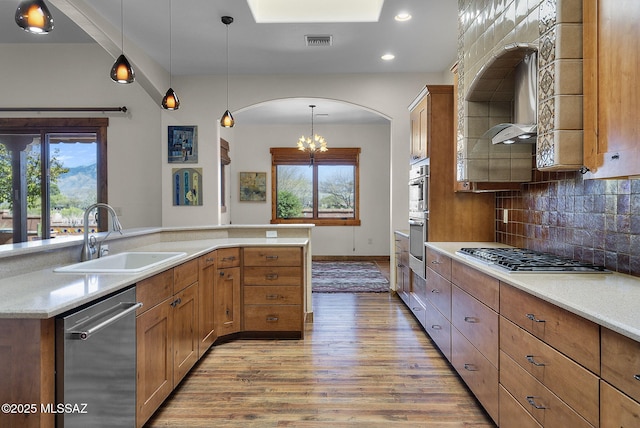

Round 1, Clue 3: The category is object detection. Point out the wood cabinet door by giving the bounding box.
[584,0,640,178]
[215,267,241,336]
[172,282,199,386]
[198,252,216,357]
[136,298,173,428]
[601,380,640,428]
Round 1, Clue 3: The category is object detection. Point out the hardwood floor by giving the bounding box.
[146,293,495,427]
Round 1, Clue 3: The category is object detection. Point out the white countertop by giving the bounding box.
[0,237,308,319]
[426,242,640,343]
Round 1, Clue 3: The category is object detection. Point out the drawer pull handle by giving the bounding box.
[170,298,182,307]
[526,313,546,323]
[266,316,279,322]
[526,355,546,367]
[265,273,279,280]
[634,375,640,382]
[431,289,440,294]
[266,255,279,260]
[206,257,214,262]
[526,396,547,410]
[431,324,442,330]
[266,294,280,300]
[412,307,422,312]
[431,260,442,265]
[222,256,236,261]
[463,363,477,371]
[464,316,479,323]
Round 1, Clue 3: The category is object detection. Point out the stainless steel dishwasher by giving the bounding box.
[56,286,141,427]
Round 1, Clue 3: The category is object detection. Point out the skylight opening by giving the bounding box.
[247,0,384,23]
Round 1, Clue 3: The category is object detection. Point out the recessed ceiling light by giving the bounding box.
[381,54,395,61]
[247,0,384,23]
[394,12,412,22]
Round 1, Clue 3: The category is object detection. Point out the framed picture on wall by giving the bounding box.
[168,125,198,163]
[239,172,267,201]
[172,167,203,206]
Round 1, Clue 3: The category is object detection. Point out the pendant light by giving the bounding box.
[297,105,328,165]
[220,16,234,128]
[110,0,135,84]
[15,0,54,34]
[161,0,179,110]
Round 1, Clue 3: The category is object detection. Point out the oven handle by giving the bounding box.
[409,179,424,186]
[409,220,424,227]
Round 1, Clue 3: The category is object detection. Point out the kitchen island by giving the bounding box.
[0,224,312,428]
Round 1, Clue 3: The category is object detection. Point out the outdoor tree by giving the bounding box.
[319,167,354,210]
[276,190,303,218]
[0,144,69,211]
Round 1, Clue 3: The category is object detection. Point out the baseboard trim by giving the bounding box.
[312,255,390,262]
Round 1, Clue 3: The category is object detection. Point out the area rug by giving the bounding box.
[312,261,389,293]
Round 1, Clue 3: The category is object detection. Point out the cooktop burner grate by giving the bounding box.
[457,247,609,273]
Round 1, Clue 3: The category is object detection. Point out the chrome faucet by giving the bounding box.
[82,203,123,261]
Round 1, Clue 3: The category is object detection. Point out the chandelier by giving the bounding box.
[297,105,327,164]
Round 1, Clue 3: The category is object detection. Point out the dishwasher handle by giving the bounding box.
[70,302,143,340]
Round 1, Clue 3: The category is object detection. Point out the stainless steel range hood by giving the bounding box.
[484,52,538,145]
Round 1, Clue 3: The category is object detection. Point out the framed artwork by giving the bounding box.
[239,172,267,201]
[168,125,198,163]
[172,168,203,206]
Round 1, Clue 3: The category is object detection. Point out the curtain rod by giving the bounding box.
[0,106,127,113]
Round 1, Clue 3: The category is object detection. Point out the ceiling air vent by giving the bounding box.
[305,35,333,47]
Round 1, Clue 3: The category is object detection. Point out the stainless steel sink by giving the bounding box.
[54,251,187,274]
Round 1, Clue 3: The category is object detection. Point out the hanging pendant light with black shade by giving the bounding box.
[220,16,234,127]
[161,0,179,110]
[15,0,54,34]
[110,0,135,84]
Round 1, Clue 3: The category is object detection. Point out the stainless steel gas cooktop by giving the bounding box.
[457,247,609,273]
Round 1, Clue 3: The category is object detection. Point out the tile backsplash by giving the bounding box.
[496,171,640,277]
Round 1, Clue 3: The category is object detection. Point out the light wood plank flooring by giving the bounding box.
[146,292,495,427]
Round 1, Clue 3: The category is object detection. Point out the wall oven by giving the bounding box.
[409,161,429,278]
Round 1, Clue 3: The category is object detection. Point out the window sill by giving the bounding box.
[271,218,361,227]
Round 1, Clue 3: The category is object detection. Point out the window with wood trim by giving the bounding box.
[0,118,108,244]
[270,147,360,226]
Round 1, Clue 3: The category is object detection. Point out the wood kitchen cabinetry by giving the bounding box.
[394,232,411,306]
[500,284,600,427]
[600,327,640,427]
[450,260,499,423]
[584,0,640,178]
[198,250,217,357]
[215,247,241,336]
[243,247,304,336]
[409,85,495,242]
[136,259,199,428]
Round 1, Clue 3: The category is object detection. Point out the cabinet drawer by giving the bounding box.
[217,247,240,268]
[426,267,451,320]
[601,327,640,403]
[452,285,498,368]
[499,385,542,428]
[426,248,451,280]
[243,266,302,286]
[500,351,593,428]
[500,283,600,374]
[600,380,640,428]
[244,285,302,305]
[451,260,499,311]
[136,269,173,315]
[243,247,301,267]
[424,300,451,361]
[451,327,498,423]
[244,305,302,331]
[412,271,428,307]
[173,258,198,294]
[199,251,216,268]
[409,293,427,329]
[500,317,599,426]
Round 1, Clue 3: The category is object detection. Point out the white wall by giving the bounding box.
[0,43,163,229]
[0,42,454,258]
[229,123,390,256]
